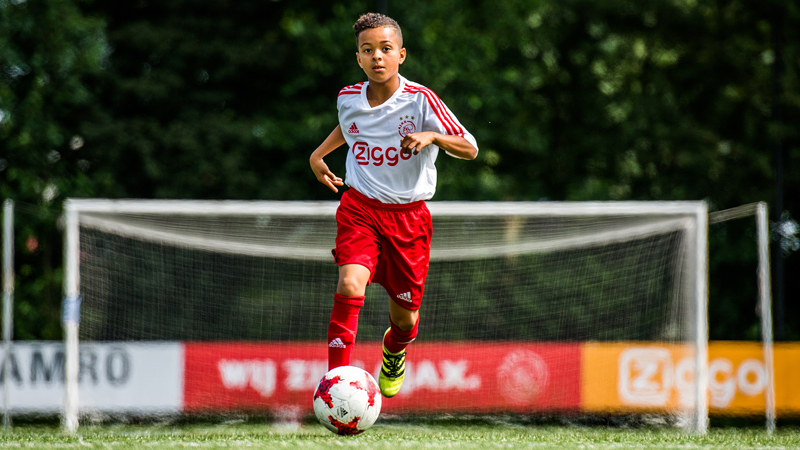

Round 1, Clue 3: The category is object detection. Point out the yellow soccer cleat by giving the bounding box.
[378,328,406,398]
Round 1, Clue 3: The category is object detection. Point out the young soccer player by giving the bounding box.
[309,13,478,398]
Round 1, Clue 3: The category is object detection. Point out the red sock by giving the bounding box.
[383,317,419,354]
[327,293,364,370]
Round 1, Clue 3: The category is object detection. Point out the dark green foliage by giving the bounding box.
[0,0,798,340]
[1,0,107,338]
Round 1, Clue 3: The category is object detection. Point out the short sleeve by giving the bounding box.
[419,91,479,159]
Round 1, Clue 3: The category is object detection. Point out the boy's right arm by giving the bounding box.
[309,125,347,193]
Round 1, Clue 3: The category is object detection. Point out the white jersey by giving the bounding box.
[337,75,478,204]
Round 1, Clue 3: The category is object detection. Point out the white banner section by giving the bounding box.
[0,342,183,413]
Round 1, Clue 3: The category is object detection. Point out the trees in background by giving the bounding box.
[1,0,107,338]
[1,0,798,339]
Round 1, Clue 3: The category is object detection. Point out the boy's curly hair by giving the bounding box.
[353,13,403,46]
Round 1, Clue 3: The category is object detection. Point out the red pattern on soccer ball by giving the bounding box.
[314,375,341,408]
[350,375,380,407]
[328,416,362,435]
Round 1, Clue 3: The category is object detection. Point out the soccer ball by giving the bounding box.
[312,365,382,435]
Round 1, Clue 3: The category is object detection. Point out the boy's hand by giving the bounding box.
[310,157,344,193]
[401,131,437,156]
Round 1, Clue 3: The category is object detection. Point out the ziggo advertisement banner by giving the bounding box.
[581,342,800,415]
[182,342,581,412]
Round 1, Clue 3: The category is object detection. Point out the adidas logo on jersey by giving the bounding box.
[348,122,360,134]
[328,338,346,348]
[396,292,413,302]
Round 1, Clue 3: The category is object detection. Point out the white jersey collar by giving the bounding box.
[360,75,407,110]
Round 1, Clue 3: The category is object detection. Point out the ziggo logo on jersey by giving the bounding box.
[352,141,414,166]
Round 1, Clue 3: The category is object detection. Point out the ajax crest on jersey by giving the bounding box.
[313,366,382,435]
[398,120,416,137]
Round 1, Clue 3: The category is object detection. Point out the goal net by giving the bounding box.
[61,199,708,431]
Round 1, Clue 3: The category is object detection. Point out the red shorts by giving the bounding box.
[332,189,432,310]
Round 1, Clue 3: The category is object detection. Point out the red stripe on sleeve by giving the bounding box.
[411,88,454,135]
[404,87,451,134]
[405,86,461,136]
[338,83,364,96]
[420,87,464,136]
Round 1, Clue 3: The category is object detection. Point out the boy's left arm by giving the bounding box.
[400,132,477,160]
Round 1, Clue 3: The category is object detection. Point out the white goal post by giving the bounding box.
[2,200,14,430]
[708,202,775,434]
[61,198,710,433]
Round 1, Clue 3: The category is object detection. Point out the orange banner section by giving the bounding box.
[581,342,800,416]
[581,343,694,413]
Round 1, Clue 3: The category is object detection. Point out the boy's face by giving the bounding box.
[356,27,406,85]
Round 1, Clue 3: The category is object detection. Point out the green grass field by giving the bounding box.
[1,422,798,449]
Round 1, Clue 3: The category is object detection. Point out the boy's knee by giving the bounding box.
[337,276,366,297]
[392,313,418,331]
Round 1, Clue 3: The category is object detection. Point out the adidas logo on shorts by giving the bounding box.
[396,292,413,302]
[328,338,346,348]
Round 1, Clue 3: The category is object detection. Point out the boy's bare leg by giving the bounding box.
[337,264,370,296]
[327,264,370,370]
[386,299,418,352]
[389,299,418,331]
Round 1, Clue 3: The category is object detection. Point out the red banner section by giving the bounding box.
[183,342,581,413]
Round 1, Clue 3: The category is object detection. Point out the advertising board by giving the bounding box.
[581,342,800,415]
[183,342,581,413]
[4,341,798,416]
[0,342,182,413]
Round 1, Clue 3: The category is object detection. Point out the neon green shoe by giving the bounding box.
[379,328,406,398]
